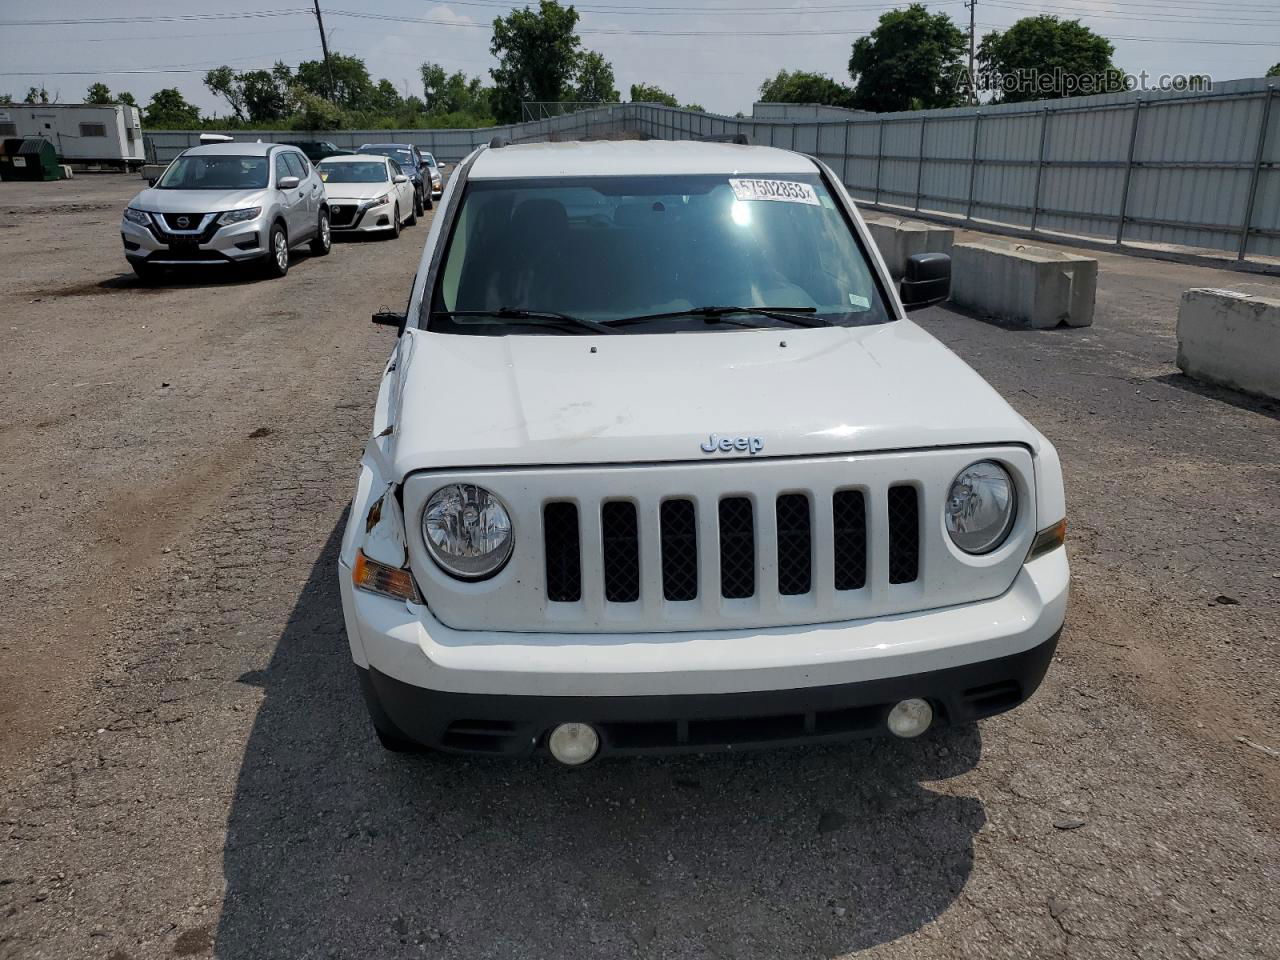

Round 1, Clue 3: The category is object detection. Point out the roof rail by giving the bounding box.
[488,136,510,149]
[698,133,750,146]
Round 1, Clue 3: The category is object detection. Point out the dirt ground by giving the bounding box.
[1,174,1278,960]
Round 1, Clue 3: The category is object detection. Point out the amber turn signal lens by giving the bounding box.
[1026,518,1066,562]
[352,551,420,603]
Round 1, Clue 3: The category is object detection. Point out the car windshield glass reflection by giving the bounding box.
[319,161,390,184]
[430,173,892,334]
[157,155,269,190]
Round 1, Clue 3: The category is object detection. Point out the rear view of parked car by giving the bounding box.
[120,142,330,280]
[318,154,417,237]
[283,140,354,164]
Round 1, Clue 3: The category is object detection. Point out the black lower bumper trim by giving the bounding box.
[359,630,1060,758]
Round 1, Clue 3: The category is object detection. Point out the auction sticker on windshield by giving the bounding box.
[729,178,820,205]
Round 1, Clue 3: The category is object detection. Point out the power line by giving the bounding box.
[0,10,310,27]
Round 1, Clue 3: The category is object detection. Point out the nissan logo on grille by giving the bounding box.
[175,216,190,228]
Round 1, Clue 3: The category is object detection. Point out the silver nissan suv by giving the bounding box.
[121,141,331,281]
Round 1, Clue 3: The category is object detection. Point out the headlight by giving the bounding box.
[945,460,1016,554]
[219,206,262,224]
[123,207,150,225]
[422,484,513,580]
[365,193,390,208]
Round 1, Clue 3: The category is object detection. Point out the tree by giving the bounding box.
[758,69,855,107]
[143,87,200,128]
[24,86,49,105]
[421,62,489,116]
[848,4,966,112]
[205,65,245,120]
[629,82,679,107]
[1267,63,1280,78]
[296,52,374,111]
[489,0,583,123]
[0,94,12,106]
[978,16,1123,102]
[117,91,137,107]
[85,82,113,104]
[289,88,341,131]
[574,51,618,103]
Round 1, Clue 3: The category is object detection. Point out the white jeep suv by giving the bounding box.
[339,139,1068,763]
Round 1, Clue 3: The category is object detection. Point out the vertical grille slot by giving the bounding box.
[719,497,756,599]
[660,499,698,601]
[887,485,920,584]
[832,490,867,590]
[775,494,812,595]
[601,501,640,603]
[543,502,581,602]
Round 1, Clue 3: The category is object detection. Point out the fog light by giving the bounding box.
[548,722,599,765]
[887,698,933,738]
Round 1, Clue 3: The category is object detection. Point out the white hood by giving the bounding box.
[323,182,391,202]
[388,320,1039,475]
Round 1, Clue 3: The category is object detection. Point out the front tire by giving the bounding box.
[309,210,331,256]
[264,222,289,278]
[413,189,424,219]
[389,204,401,239]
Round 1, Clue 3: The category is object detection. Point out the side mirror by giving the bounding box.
[899,252,951,312]
[372,309,405,329]
[393,173,408,184]
[277,175,300,190]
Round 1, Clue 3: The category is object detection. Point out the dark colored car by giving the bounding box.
[359,143,430,214]
[283,140,354,164]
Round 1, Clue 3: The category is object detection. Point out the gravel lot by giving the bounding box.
[1,174,1278,960]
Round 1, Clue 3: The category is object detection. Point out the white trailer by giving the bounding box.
[0,103,145,169]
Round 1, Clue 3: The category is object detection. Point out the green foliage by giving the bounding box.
[24,86,49,104]
[630,82,679,107]
[289,89,342,131]
[421,62,491,117]
[1267,63,1280,78]
[296,53,374,111]
[117,91,137,107]
[85,83,113,104]
[0,94,12,106]
[204,66,245,120]
[978,16,1123,102]
[848,4,966,112]
[143,88,200,127]
[758,70,855,107]
[489,0,583,123]
[575,51,618,103]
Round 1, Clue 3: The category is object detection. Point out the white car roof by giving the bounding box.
[468,140,817,180]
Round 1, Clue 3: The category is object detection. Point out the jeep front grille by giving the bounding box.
[403,449,1036,634]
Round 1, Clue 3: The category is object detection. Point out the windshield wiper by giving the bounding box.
[604,305,830,329]
[435,307,622,335]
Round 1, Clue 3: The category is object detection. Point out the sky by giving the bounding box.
[1,0,1276,118]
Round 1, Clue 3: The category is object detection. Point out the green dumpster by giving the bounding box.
[0,137,62,181]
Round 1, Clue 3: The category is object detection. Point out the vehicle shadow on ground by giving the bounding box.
[214,521,986,959]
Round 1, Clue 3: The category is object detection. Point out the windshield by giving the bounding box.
[318,160,388,184]
[428,173,892,335]
[157,154,268,190]
[423,153,437,167]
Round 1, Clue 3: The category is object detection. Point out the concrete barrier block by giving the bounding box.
[950,240,1097,328]
[864,216,954,279]
[1177,288,1280,400]
[59,165,74,180]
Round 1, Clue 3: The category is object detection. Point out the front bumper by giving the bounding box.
[328,200,394,232]
[340,548,1068,757]
[120,214,267,265]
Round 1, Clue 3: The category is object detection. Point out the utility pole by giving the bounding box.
[312,0,336,102]
[965,0,977,105]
